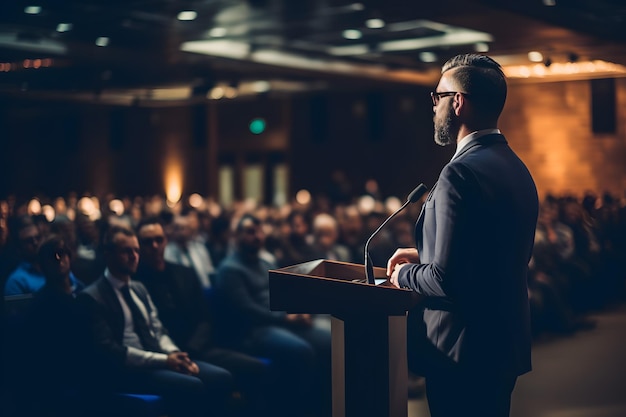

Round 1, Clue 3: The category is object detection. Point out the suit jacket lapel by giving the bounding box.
[98,276,125,338]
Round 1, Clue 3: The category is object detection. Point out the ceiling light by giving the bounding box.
[209,86,225,99]
[528,51,543,62]
[24,6,41,15]
[95,37,109,47]
[342,29,362,40]
[474,42,489,53]
[181,40,250,59]
[365,19,385,29]
[252,81,271,93]
[209,27,227,37]
[350,3,365,11]
[542,0,556,6]
[177,11,197,21]
[56,23,72,33]
[419,52,437,63]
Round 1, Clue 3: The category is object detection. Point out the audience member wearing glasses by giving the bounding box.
[3,215,83,296]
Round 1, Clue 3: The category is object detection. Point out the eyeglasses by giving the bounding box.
[139,236,165,246]
[53,248,71,261]
[430,91,468,106]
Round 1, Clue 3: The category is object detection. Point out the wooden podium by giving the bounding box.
[269,260,420,417]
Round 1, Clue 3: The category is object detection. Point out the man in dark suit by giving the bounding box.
[387,54,539,417]
[133,217,270,414]
[77,226,233,417]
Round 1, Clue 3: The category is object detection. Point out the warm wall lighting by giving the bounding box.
[527,51,543,62]
[165,157,183,207]
[504,60,626,80]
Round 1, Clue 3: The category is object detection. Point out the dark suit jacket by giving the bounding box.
[398,133,538,378]
[134,262,214,355]
[77,275,175,373]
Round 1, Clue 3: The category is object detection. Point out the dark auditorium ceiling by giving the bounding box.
[0,0,625,103]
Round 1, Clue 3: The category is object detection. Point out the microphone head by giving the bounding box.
[407,183,428,203]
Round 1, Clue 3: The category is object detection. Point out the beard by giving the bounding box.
[434,103,458,146]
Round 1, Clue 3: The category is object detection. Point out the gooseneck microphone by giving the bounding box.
[364,183,428,284]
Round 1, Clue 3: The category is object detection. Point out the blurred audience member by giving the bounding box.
[71,212,105,285]
[24,235,90,417]
[4,215,83,296]
[215,214,332,417]
[164,214,215,288]
[277,210,317,267]
[310,213,351,262]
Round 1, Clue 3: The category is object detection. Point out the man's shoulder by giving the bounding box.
[79,275,107,299]
[165,261,197,279]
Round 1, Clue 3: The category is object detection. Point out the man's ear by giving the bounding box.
[453,93,467,117]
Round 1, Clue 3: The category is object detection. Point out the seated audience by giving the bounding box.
[164,214,215,289]
[134,217,271,414]
[77,226,233,417]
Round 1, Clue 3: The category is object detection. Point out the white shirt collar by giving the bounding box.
[451,128,501,161]
[104,268,130,290]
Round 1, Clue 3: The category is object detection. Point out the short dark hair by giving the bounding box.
[235,213,260,233]
[135,216,163,235]
[442,54,507,121]
[38,234,70,266]
[102,225,135,252]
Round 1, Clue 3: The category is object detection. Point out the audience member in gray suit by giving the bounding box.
[387,54,539,417]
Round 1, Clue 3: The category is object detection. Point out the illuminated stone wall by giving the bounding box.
[501,78,626,199]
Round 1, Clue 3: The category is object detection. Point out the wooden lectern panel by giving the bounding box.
[269,259,420,417]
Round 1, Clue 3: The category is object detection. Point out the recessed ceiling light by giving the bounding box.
[528,51,544,62]
[209,27,227,37]
[252,81,271,93]
[177,11,197,21]
[24,6,42,15]
[342,29,362,40]
[474,42,489,52]
[365,19,385,29]
[95,37,109,47]
[419,51,437,63]
[542,0,556,6]
[56,23,72,33]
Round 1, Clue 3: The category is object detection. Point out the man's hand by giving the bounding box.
[386,248,419,277]
[167,352,199,375]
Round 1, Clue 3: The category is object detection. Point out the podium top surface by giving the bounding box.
[269,259,418,316]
